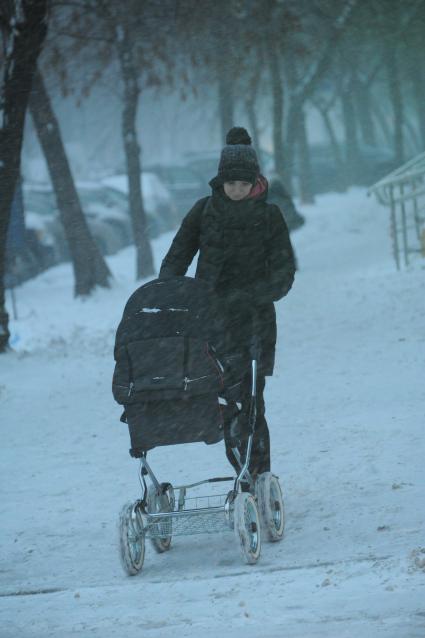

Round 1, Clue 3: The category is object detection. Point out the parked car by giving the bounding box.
[145,163,205,220]
[102,172,178,234]
[5,182,56,287]
[183,151,220,191]
[22,181,134,263]
[78,182,133,247]
[7,173,177,286]
[293,144,398,194]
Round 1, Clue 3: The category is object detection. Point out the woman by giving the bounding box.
[159,127,295,478]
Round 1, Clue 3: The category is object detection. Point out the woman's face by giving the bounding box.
[223,180,252,201]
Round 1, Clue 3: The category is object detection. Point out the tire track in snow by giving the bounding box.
[0,553,392,598]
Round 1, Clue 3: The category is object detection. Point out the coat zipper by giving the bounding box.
[125,346,135,398]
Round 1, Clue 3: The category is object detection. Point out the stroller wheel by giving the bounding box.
[146,484,173,553]
[256,473,285,541]
[234,492,261,564]
[119,502,145,576]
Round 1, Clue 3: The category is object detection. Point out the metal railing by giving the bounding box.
[369,152,425,269]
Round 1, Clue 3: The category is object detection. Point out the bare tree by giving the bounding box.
[29,68,111,295]
[172,0,252,143]
[283,0,359,192]
[266,39,285,180]
[311,93,347,191]
[110,3,155,279]
[48,0,183,279]
[0,0,48,353]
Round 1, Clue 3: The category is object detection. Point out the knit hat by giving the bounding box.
[217,127,259,185]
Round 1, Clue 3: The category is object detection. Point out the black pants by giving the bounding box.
[224,375,271,477]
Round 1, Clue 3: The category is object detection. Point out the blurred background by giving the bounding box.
[1,0,425,304]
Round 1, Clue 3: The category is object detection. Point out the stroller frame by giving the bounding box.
[140,358,258,494]
[118,333,285,574]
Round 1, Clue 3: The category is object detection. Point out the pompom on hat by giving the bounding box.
[217,126,260,185]
[226,127,252,145]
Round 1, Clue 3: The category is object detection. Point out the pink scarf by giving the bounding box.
[246,175,268,199]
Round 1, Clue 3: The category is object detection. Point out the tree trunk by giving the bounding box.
[118,52,154,280]
[246,97,260,153]
[370,96,392,147]
[297,109,315,203]
[411,63,425,152]
[266,43,285,180]
[0,0,48,352]
[113,12,154,281]
[385,42,404,165]
[29,69,111,296]
[403,114,420,156]
[245,66,261,156]
[409,27,425,151]
[217,67,234,142]
[354,74,377,147]
[315,102,347,191]
[340,74,361,185]
[283,0,359,193]
[284,100,302,195]
[247,48,266,164]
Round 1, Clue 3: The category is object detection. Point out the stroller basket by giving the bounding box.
[143,488,233,538]
[144,500,232,538]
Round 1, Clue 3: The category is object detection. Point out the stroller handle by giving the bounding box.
[249,308,261,362]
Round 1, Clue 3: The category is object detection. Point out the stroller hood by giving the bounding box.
[112,277,226,404]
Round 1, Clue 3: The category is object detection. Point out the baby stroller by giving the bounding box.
[112,276,285,575]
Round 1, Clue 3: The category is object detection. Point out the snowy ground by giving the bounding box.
[1,188,424,638]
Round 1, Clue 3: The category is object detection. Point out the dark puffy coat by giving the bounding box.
[159,178,295,375]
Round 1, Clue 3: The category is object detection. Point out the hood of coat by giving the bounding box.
[209,174,269,205]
